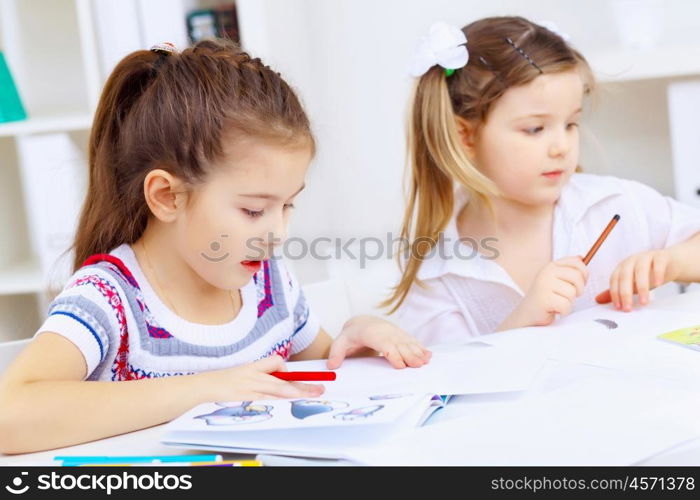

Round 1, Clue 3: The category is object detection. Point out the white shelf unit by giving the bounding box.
[0,0,101,341]
[0,114,93,138]
[581,51,700,202]
[0,0,239,342]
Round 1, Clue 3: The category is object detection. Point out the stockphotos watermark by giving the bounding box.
[4,470,192,496]
[200,232,500,268]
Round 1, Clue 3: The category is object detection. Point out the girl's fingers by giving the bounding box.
[617,261,636,311]
[410,343,431,364]
[326,336,350,370]
[260,375,324,399]
[552,280,578,302]
[555,267,586,297]
[290,381,326,395]
[634,256,653,306]
[556,257,590,281]
[397,343,424,368]
[549,292,573,317]
[609,268,621,309]
[559,292,574,316]
[253,354,286,373]
[383,347,406,369]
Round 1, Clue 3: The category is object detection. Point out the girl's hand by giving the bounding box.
[500,256,589,330]
[595,249,678,311]
[326,315,432,370]
[203,355,324,401]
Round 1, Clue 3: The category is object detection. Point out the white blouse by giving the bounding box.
[395,174,700,345]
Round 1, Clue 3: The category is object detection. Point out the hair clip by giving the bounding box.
[150,42,178,55]
[149,42,177,77]
[504,37,542,74]
[478,55,507,85]
[478,56,496,73]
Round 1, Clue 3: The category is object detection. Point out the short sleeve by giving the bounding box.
[34,268,117,379]
[275,259,320,355]
[393,280,477,345]
[624,179,700,249]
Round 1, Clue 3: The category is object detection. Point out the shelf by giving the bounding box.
[0,113,93,137]
[590,45,700,83]
[0,260,45,295]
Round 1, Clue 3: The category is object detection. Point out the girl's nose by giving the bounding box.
[266,217,288,251]
[548,131,572,158]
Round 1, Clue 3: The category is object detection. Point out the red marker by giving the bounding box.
[271,371,336,381]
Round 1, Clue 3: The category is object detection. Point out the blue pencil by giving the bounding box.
[55,454,222,466]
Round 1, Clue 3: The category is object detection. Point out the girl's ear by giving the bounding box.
[143,169,187,223]
[455,116,478,162]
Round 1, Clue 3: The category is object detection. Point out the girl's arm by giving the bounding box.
[0,332,322,454]
[668,231,700,282]
[288,328,333,361]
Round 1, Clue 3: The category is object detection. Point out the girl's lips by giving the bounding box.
[542,170,564,178]
[241,260,262,272]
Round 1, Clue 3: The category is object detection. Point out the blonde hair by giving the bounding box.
[384,16,595,312]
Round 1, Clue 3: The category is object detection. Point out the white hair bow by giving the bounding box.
[410,22,469,77]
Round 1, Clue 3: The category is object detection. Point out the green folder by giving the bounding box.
[0,51,27,123]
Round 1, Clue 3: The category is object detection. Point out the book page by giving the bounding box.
[165,393,433,433]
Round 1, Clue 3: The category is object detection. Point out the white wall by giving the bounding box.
[236,0,700,285]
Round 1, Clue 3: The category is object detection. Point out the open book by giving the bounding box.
[161,346,545,459]
[162,393,451,459]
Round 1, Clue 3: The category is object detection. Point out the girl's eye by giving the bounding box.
[524,126,544,135]
[283,203,296,211]
[566,122,579,130]
[243,209,265,218]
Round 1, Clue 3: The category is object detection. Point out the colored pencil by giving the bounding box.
[583,214,620,265]
[271,371,336,381]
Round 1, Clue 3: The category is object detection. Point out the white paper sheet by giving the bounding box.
[478,306,700,389]
[349,371,700,465]
[285,344,547,398]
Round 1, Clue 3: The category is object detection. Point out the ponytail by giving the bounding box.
[382,67,497,313]
[72,51,163,271]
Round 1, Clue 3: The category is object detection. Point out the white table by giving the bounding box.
[0,425,204,466]
[2,291,699,466]
[618,290,700,464]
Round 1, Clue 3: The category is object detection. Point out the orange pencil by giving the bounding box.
[583,214,620,265]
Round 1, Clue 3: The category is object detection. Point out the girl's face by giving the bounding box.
[471,69,584,207]
[174,136,312,290]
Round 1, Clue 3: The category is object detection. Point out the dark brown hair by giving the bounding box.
[72,39,314,271]
[385,16,594,312]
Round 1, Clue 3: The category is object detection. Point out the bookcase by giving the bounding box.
[0,0,97,341]
[0,0,235,341]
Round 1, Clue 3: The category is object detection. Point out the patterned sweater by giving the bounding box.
[35,244,320,381]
